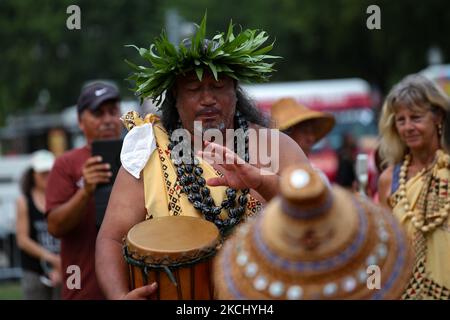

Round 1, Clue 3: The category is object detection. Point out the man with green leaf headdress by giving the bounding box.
[96,13,310,299]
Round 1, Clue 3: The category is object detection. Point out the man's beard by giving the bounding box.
[201,120,226,133]
[192,120,227,137]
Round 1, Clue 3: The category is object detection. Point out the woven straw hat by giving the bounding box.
[271,98,335,141]
[213,164,413,300]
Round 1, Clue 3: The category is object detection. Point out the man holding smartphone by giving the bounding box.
[45,81,122,299]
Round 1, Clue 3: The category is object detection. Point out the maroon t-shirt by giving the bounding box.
[46,146,105,300]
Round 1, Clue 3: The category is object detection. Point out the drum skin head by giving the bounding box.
[125,216,219,299]
[126,216,220,264]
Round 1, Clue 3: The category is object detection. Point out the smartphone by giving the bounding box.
[92,139,123,183]
[91,139,123,229]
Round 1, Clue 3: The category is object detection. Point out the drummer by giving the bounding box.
[95,15,310,299]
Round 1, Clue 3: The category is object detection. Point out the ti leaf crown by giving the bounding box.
[125,13,280,108]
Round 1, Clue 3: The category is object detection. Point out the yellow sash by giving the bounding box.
[141,121,262,221]
[390,151,450,299]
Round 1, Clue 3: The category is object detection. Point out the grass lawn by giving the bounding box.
[0,281,22,300]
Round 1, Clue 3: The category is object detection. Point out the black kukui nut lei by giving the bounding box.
[168,111,250,235]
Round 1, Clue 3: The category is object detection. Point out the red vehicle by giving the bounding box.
[242,78,379,192]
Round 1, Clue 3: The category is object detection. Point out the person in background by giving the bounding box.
[334,133,358,190]
[46,81,122,299]
[378,74,450,299]
[370,145,388,203]
[16,150,61,300]
[271,97,335,156]
[95,16,309,300]
[271,97,335,187]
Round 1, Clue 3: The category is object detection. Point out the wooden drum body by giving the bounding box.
[123,216,220,300]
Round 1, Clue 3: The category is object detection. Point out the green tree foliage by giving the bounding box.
[169,0,450,90]
[1,0,450,124]
[0,0,164,123]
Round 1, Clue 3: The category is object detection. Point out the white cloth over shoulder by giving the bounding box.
[120,123,156,179]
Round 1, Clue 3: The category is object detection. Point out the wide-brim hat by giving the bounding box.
[213,164,413,300]
[271,98,335,141]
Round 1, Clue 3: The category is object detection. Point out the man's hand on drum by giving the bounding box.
[197,141,276,198]
[120,282,158,300]
[81,156,112,195]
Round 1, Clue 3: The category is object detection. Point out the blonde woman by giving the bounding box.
[378,74,450,299]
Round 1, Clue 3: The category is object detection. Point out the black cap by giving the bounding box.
[77,82,121,114]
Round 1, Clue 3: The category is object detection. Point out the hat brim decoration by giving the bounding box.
[213,165,413,300]
[125,12,280,108]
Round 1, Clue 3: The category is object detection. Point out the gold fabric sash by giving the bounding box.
[390,150,450,299]
[141,120,262,222]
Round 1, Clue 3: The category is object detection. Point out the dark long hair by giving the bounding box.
[20,167,35,196]
[444,109,450,149]
[160,83,269,132]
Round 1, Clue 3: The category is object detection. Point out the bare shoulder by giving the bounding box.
[278,130,302,148]
[249,123,309,172]
[250,123,305,152]
[277,130,309,162]
[101,166,147,233]
[378,165,394,207]
[16,194,27,209]
[378,165,394,190]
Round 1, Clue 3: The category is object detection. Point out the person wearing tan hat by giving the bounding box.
[213,163,414,300]
[271,98,336,155]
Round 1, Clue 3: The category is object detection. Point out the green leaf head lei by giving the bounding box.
[125,12,281,109]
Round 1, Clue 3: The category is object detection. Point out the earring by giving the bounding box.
[438,123,443,136]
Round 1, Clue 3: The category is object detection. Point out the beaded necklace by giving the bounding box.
[399,153,450,233]
[167,111,250,235]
